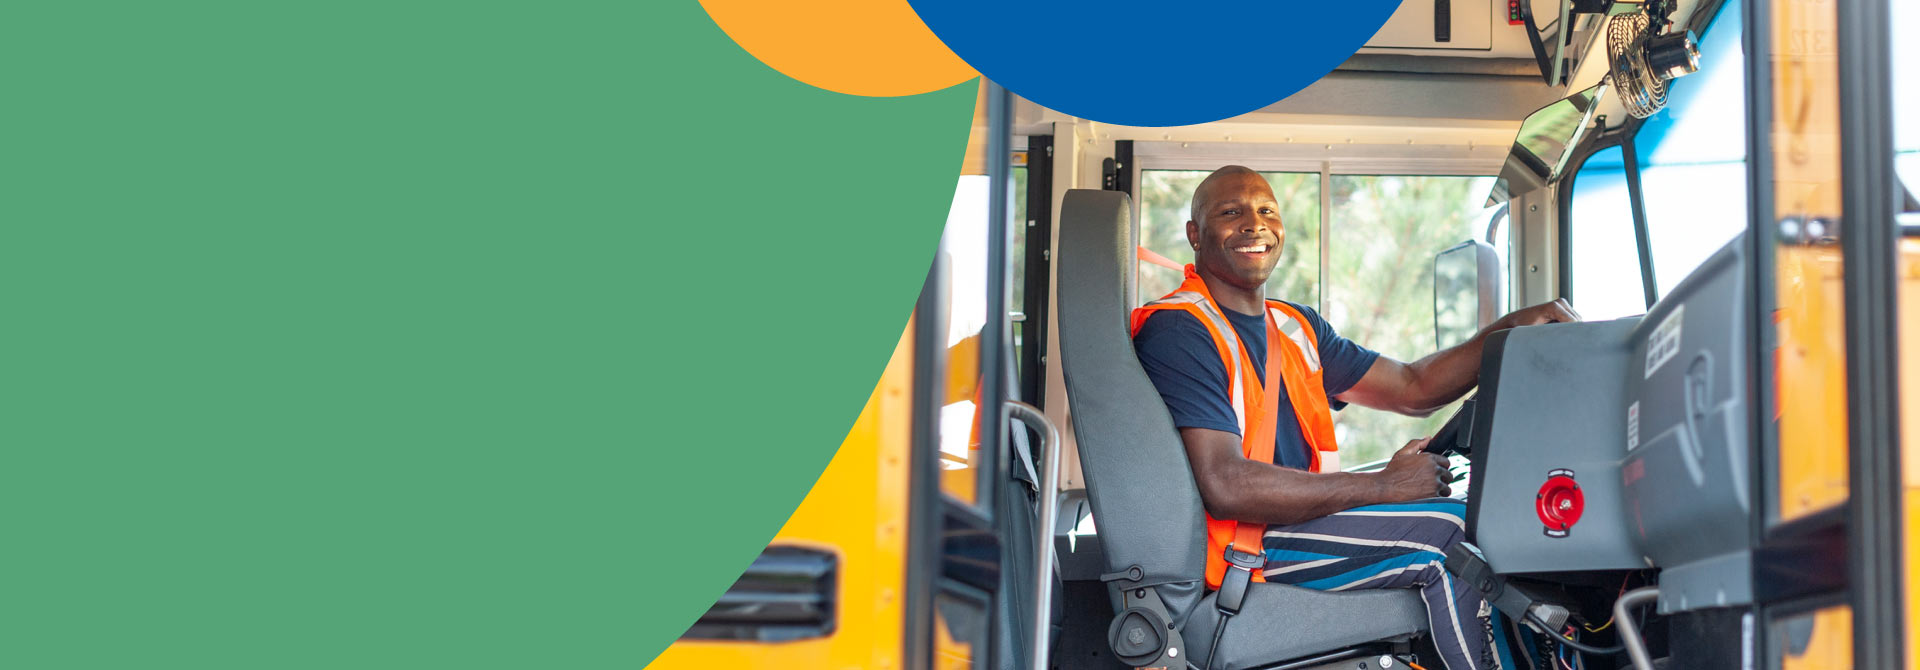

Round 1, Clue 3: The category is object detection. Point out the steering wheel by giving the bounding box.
[1416,396,1478,500]
[1423,395,1477,457]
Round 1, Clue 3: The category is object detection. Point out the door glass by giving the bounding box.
[1568,146,1648,321]
[1774,606,1852,669]
[936,176,989,506]
[1137,170,1321,308]
[932,592,987,670]
[1768,0,1848,525]
[934,82,1009,508]
[1893,0,1920,666]
[1326,175,1500,466]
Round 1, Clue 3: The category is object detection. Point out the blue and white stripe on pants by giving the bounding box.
[1260,498,1517,670]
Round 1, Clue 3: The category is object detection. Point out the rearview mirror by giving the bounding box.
[1485,85,1606,207]
[1434,240,1505,350]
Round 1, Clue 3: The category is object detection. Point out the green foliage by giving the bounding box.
[1327,175,1497,465]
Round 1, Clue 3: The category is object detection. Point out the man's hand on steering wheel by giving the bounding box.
[1377,437,1454,501]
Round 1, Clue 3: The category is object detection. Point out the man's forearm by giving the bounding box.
[1398,331,1489,414]
[1201,458,1386,526]
[1339,299,1579,418]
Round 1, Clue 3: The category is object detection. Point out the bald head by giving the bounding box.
[1190,165,1265,223]
[1184,165,1285,299]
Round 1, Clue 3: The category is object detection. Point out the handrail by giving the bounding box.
[1614,586,1661,670]
[1005,400,1061,670]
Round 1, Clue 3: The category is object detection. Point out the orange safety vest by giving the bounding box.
[1129,265,1340,590]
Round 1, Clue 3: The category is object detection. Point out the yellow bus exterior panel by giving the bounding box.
[1769,0,1848,525]
[649,324,916,669]
[1780,606,1852,670]
[1899,240,1920,670]
[1775,246,1849,522]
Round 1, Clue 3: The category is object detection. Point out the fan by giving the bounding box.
[1607,11,1701,119]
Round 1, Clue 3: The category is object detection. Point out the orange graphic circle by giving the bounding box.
[698,0,977,97]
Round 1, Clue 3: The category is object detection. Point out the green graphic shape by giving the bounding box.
[1,2,975,667]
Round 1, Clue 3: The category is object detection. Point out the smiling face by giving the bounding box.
[1187,167,1286,294]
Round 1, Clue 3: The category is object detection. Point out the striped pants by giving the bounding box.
[1260,498,1517,670]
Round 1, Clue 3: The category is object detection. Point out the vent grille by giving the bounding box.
[680,546,836,642]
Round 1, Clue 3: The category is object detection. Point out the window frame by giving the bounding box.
[1556,123,1657,312]
[1016,135,1053,409]
[1124,141,1506,316]
[1558,0,1754,314]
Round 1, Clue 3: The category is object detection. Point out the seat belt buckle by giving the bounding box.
[1215,543,1261,615]
[1223,545,1263,571]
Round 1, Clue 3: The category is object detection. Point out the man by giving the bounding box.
[1132,166,1580,670]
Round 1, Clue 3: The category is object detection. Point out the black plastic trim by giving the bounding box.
[939,499,1002,593]
[1020,135,1054,409]
[1110,140,1134,198]
[1753,508,1848,603]
[905,215,949,670]
[1515,0,1555,85]
[1463,328,1510,542]
[1836,0,1903,662]
[1741,0,1780,647]
[1739,0,1776,597]
[976,80,1013,518]
[1619,137,1660,307]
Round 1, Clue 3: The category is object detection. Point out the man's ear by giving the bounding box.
[1186,220,1199,249]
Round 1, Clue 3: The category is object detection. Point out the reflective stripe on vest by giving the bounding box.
[1273,306,1321,374]
[1146,290,1248,435]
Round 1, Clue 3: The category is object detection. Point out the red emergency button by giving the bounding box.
[1536,470,1584,537]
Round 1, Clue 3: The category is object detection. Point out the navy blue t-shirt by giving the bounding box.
[1133,301,1379,470]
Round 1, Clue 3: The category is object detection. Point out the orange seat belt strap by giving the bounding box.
[1224,313,1288,568]
[1267,302,1339,472]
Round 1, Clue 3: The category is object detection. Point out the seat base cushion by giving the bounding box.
[1182,582,1429,670]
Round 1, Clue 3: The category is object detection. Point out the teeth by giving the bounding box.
[1234,245,1270,253]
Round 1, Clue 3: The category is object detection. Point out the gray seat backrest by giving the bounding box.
[1054,190,1208,621]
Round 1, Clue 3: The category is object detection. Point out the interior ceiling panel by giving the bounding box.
[1365,0,1494,50]
[1360,0,1560,58]
[1256,70,1565,123]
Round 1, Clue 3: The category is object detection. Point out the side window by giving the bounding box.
[1010,152,1031,387]
[1137,170,1321,307]
[1568,146,1648,320]
[1325,175,1500,465]
[1633,2,1749,296]
[1012,158,1028,316]
[1490,204,1513,313]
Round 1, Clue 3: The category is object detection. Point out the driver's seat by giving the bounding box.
[1054,189,1430,669]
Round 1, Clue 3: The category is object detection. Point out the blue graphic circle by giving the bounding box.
[908,0,1402,127]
